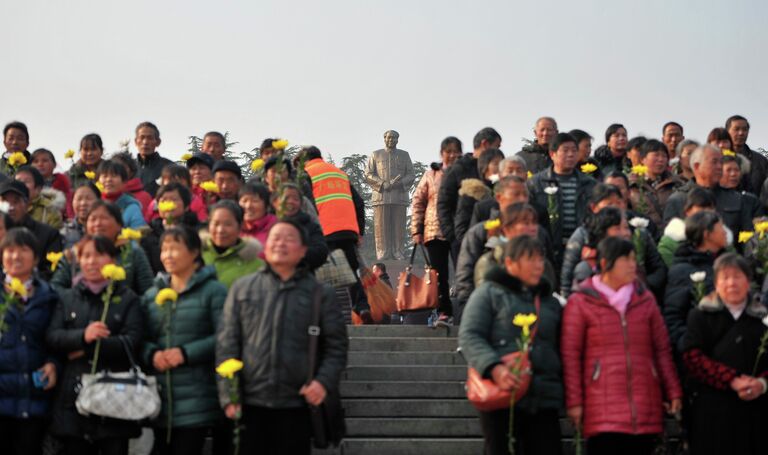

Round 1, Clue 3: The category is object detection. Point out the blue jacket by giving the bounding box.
[0,277,59,418]
[114,193,146,228]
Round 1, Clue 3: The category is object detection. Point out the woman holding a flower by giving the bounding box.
[664,211,728,355]
[460,235,564,455]
[47,235,143,454]
[142,226,226,454]
[0,228,59,455]
[67,133,105,191]
[52,201,154,296]
[141,183,200,274]
[562,237,681,455]
[628,140,682,227]
[682,253,768,454]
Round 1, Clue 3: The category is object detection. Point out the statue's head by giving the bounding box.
[384,130,399,149]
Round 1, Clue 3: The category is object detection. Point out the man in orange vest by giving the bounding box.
[303,146,373,323]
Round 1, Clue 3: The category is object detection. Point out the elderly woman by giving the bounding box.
[664,211,728,355]
[47,235,143,455]
[0,228,59,455]
[238,182,276,256]
[682,253,768,455]
[562,237,682,455]
[61,182,101,249]
[143,226,226,454]
[201,200,264,288]
[672,139,699,183]
[411,136,462,322]
[272,183,329,271]
[51,201,154,295]
[460,235,563,455]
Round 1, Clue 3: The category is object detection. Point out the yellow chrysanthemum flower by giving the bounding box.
[8,152,27,167]
[250,159,265,172]
[84,171,96,180]
[722,149,736,157]
[200,181,220,193]
[158,201,177,214]
[526,171,533,179]
[155,288,178,307]
[8,277,27,299]
[216,358,244,379]
[755,221,768,239]
[484,218,501,231]
[631,164,648,177]
[118,227,143,241]
[272,139,289,150]
[580,163,598,174]
[181,153,193,161]
[101,264,126,281]
[47,251,64,272]
[739,231,755,243]
[512,313,538,337]
[64,149,75,159]
[95,182,105,192]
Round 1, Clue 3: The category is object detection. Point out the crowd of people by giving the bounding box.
[0,115,767,455]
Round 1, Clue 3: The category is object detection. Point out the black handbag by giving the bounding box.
[306,284,346,449]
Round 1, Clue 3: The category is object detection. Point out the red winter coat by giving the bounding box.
[561,278,682,438]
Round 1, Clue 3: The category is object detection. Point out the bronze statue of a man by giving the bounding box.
[365,130,415,260]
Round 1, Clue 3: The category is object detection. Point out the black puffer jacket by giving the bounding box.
[663,243,718,354]
[663,181,762,234]
[454,178,492,245]
[141,213,201,275]
[137,152,173,197]
[515,141,551,174]
[738,144,768,197]
[216,267,347,408]
[437,154,479,244]
[593,145,630,177]
[46,282,144,441]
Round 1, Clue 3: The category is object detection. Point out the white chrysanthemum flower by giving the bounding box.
[690,271,706,283]
[544,186,558,195]
[629,217,649,229]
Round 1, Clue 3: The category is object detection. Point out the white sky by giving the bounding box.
[2,0,767,172]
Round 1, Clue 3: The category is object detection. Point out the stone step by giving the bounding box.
[348,351,466,366]
[340,381,466,398]
[347,417,482,437]
[347,325,458,338]
[349,337,458,352]
[312,438,484,455]
[344,365,467,381]
[343,398,477,417]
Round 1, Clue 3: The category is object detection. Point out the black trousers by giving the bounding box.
[478,408,562,455]
[586,433,656,455]
[0,416,47,455]
[151,426,210,455]
[63,437,129,455]
[326,238,371,314]
[424,239,452,315]
[241,405,311,455]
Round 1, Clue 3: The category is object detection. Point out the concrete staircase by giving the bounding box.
[314,324,482,455]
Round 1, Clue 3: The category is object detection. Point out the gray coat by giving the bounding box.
[216,267,348,409]
[365,148,415,206]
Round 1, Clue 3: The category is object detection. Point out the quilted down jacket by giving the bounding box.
[561,277,682,438]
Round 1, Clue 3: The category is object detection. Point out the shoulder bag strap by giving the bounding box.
[306,284,324,385]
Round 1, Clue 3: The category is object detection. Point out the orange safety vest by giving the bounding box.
[305,158,359,236]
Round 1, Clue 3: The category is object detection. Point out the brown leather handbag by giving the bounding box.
[396,244,439,311]
[466,296,540,411]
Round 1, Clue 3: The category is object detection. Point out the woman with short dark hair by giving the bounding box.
[143,226,227,454]
[562,237,682,455]
[460,235,563,454]
[47,235,144,455]
[141,183,200,274]
[0,227,59,455]
[238,182,276,257]
[682,253,768,454]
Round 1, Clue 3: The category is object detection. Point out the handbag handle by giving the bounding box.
[117,335,141,373]
[404,243,434,287]
[306,284,324,386]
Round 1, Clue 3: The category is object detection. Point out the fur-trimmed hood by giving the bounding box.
[38,187,66,212]
[698,291,767,319]
[458,178,492,201]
